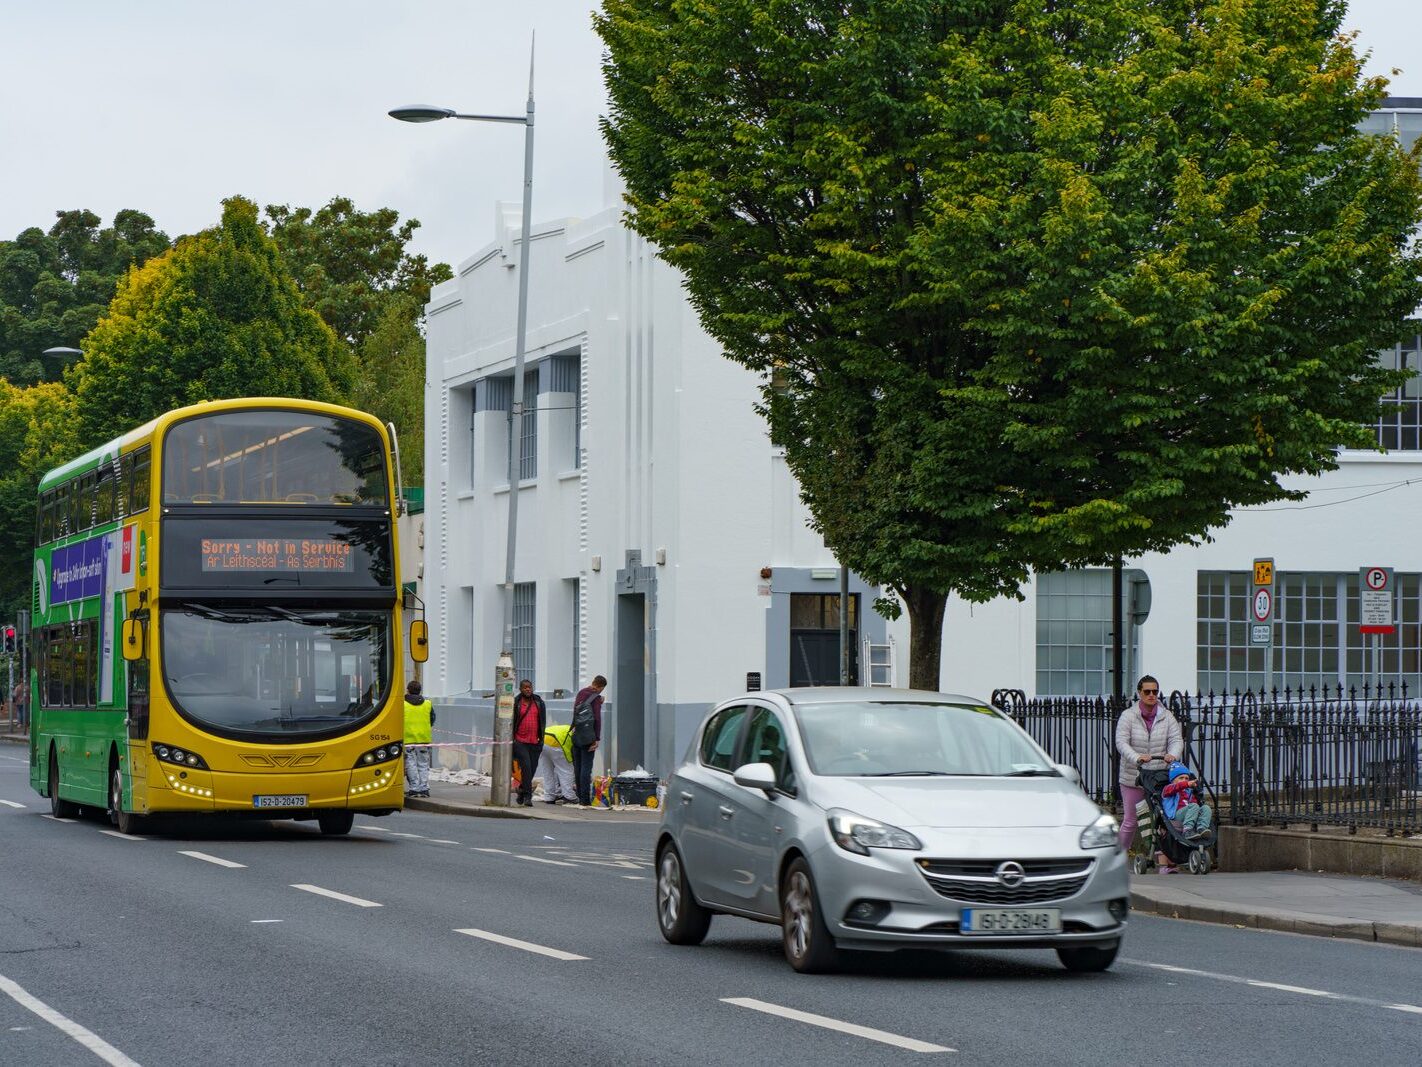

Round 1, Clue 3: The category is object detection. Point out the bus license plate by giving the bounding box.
[961,908,1061,935]
[253,794,308,809]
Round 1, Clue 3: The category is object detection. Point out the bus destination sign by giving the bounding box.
[200,537,354,574]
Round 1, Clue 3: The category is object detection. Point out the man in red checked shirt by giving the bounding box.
[511,680,547,807]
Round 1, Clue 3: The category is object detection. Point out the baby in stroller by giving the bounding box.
[1162,761,1212,839]
[1135,760,1216,875]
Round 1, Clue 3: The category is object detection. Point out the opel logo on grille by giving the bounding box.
[994,861,1026,888]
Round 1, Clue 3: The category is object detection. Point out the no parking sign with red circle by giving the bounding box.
[1359,566,1395,635]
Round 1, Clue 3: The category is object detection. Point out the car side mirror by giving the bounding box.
[1054,763,1082,786]
[733,762,777,792]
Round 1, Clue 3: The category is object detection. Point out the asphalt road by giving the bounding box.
[2,747,1419,1066]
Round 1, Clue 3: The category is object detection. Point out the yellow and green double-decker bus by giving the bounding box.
[29,398,427,835]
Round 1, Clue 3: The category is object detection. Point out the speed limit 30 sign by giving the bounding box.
[1251,557,1274,646]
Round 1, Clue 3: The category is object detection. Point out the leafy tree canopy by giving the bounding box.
[0,209,169,386]
[0,381,80,615]
[70,196,358,448]
[265,196,453,350]
[354,292,427,485]
[598,0,1422,686]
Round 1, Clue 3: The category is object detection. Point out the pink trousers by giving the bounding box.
[1118,784,1145,850]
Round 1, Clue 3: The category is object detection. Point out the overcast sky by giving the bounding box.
[2,0,1420,273]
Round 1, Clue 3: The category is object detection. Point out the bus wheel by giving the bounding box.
[48,748,77,819]
[318,811,355,836]
[110,764,142,836]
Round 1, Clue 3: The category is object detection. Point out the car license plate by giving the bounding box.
[253,794,308,809]
[960,908,1061,934]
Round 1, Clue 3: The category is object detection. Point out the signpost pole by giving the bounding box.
[1251,558,1275,696]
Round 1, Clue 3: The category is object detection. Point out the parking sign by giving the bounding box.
[1359,567,1395,635]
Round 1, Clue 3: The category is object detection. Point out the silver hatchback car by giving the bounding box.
[655,688,1130,973]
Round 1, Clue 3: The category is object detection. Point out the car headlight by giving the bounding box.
[827,809,922,856]
[1080,812,1119,850]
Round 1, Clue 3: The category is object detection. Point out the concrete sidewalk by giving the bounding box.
[406,779,662,824]
[1131,869,1422,948]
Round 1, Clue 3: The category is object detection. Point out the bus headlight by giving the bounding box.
[354,742,404,768]
[152,743,208,770]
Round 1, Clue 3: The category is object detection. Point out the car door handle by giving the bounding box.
[680,791,694,805]
[718,805,735,819]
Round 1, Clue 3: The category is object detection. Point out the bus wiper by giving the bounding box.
[180,604,246,622]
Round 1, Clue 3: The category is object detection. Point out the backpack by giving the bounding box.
[570,695,597,747]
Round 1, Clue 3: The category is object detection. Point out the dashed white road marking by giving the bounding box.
[179,850,246,869]
[40,814,75,823]
[428,839,459,845]
[623,875,647,881]
[472,846,512,855]
[0,799,26,808]
[99,830,146,841]
[0,973,143,1067]
[515,854,578,867]
[454,928,589,961]
[358,826,425,838]
[291,884,382,908]
[1125,960,1422,1016]
[722,998,953,1053]
[250,920,284,924]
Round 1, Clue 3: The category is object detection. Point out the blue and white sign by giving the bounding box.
[50,534,109,607]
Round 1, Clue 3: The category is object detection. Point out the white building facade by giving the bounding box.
[423,202,901,777]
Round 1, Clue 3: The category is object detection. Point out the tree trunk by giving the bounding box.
[903,584,947,691]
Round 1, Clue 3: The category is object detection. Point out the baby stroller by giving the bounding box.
[1130,760,1216,876]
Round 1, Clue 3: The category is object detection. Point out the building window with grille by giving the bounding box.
[1196,570,1422,694]
[1035,569,1146,697]
[512,582,536,687]
[1371,332,1422,451]
[517,370,538,480]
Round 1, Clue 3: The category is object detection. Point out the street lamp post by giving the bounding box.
[391,45,535,807]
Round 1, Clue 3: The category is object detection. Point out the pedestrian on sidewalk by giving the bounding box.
[12,679,26,731]
[570,675,606,807]
[511,680,547,807]
[403,680,436,798]
[537,721,578,804]
[1114,675,1182,853]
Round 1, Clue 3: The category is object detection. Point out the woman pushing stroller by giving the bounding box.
[1114,675,1183,853]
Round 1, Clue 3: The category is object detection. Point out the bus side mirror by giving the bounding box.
[410,619,429,663]
[121,618,144,662]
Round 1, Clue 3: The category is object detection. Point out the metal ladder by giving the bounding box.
[864,636,895,686]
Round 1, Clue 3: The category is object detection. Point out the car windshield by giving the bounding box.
[793,700,1054,777]
[161,606,390,738]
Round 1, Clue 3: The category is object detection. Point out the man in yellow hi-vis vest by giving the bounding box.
[536,721,578,804]
[403,679,436,798]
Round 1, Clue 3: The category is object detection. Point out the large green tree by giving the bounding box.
[0,381,80,615]
[70,196,358,448]
[265,196,452,351]
[0,209,170,385]
[597,0,1422,687]
[354,292,427,484]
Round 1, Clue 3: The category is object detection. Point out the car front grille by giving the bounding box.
[917,857,1093,905]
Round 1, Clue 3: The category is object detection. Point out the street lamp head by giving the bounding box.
[42,347,83,360]
[389,105,457,123]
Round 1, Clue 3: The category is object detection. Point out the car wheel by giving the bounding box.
[656,842,711,945]
[1056,940,1121,973]
[48,747,77,818]
[110,764,143,835]
[781,858,840,974]
[317,811,355,836]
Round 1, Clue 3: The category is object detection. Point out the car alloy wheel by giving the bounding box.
[780,858,839,973]
[655,842,711,945]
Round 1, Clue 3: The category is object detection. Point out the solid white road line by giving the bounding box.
[99,830,146,841]
[291,884,382,908]
[0,799,25,808]
[39,814,75,823]
[178,850,247,869]
[454,928,589,961]
[722,998,954,1054]
[515,854,578,867]
[0,973,143,1067]
[1125,960,1422,1016]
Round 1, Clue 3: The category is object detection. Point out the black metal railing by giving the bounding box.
[991,686,1421,835]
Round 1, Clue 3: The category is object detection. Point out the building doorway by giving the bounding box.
[790,593,859,687]
[615,591,646,770]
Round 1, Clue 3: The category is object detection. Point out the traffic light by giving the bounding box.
[2,626,13,654]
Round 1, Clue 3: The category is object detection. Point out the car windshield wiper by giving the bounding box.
[863,770,954,777]
[1001,768,1057,777]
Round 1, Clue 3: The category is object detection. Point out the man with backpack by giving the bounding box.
[569,675,606,807]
